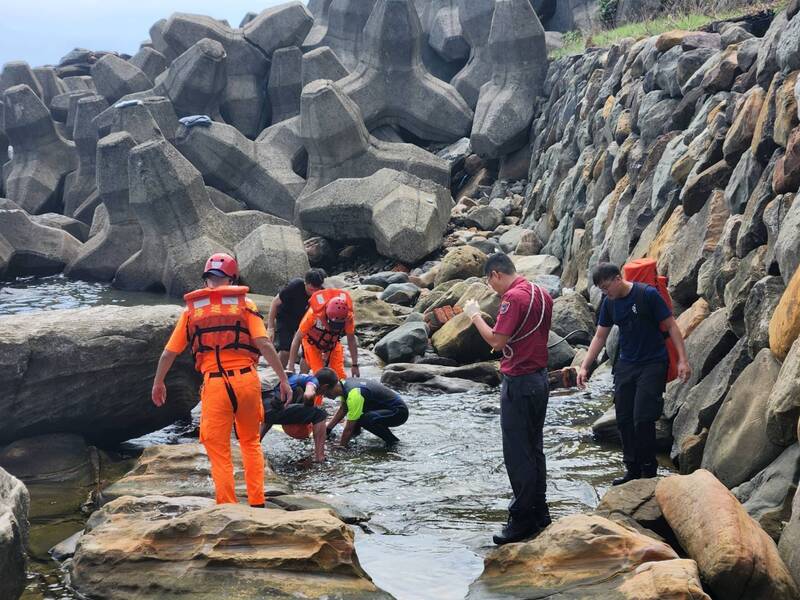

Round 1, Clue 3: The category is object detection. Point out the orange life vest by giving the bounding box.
[622,258,679,383]
[304,289,354,352]
[184,285,261,372]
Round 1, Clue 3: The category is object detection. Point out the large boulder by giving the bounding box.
[550,291,595,346]
[297,168,452,264]
[702,348,786,489]
[337,0,473,142]
[2,84,78,214]
[671,339,751,464]
[779,485,800,590]
[595,477,670,539]
[656,470,800,600]
[770,263,800,360]
[733,444,800,541]
[766,336,800,446]
[350,289,403,347]
[663,188,729,307]
[744,275,786,357]
[432,312,493,363]
[113,137,307,297]
[663,307,738,420]
[381,361,499,393]
[0,305,200,446]
[0,208,82,279]
[435,246,488,286]
[102,443,290,501]
[374,319,429,364]
[300,79,450,194]
[467,514,697,599]
[0,467,28,600]
[70,495,388,600]
[470,0,547,158]
[773,193,800,283]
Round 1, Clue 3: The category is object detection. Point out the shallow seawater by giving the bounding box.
[3,277,631,600]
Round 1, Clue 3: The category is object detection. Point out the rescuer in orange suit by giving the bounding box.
[151,253,291,507]
[286,289,360,380]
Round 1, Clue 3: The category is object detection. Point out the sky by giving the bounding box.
[0,0,289,68]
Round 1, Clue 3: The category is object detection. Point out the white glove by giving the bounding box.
[464,299,481,321]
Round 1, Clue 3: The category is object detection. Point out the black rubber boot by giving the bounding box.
[492,516,541,545]
[640,463,658,478]
[534,502,552,529]
[612,470,641,486]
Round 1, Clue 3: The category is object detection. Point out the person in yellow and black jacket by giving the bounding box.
[316,368,408,448]
[151,253,291,507]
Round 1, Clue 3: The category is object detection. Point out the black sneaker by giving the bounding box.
[492,517,541,545]
[612,471,641,486]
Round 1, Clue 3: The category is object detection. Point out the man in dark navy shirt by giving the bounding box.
[577,263,690,485]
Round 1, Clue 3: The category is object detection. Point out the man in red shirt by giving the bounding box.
[465,252,553,545]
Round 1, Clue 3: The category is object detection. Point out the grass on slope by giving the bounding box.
[550,0,788,59]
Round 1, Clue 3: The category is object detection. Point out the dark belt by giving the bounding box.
[208,367,252,378]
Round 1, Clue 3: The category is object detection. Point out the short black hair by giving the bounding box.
[315,367,339,388]
[592,262,622,286]
[305,268,327,288]
[483,252,516,277]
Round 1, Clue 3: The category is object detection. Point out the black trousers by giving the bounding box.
[613,360,667,473]
[359,405,409,444]
[500,370,549,521]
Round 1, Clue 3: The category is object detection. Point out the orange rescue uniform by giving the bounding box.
[165,287,267,506]
[298,290,355,379]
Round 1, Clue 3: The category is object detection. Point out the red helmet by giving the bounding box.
[283,423,312,439]
[325,297,349,322]
[203,253,238,279]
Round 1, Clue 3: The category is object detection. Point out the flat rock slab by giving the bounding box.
[102,443,291,502]
[467,514,695,599]
[71,494,389,600]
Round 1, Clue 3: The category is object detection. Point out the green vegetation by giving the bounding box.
[549,0,788,60]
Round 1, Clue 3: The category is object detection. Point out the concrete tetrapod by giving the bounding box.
[174,121,302,220]
[154,38,227,121]
[471,0,548,158]
[268,46,303,123]
[301,45,350,89]
[254,116,308,195]
[337,0,473,142]
[297,168,453,264]
[451,0,495,109]
[300,79,450,195]
[422,0,469,62]
[161,5,312,137]
[90,54,153,105]
[0,61,43,98]
[0,208,82,280]
[114,137,307,297]
[65,133,143,282]
[63,95,108,221]
[302,0,377,70]
[2,84,78,214]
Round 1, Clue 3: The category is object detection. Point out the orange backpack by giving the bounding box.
[622,259,679,383]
